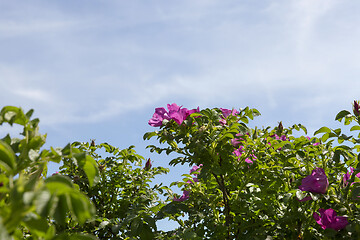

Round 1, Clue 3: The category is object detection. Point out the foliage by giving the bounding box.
[145,104,360,239]
[57,141,170,239]
[3,101,360,239]
[0,106,97,239]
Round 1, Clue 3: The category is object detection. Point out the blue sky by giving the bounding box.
[1,0,360,230]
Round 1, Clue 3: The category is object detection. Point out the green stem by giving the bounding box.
[212,173,231,239]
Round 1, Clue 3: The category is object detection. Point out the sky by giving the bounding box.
[1,0,360,230]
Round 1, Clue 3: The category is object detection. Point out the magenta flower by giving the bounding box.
[306,136,320,146]
[149,104,199,127]
[187,178,199,184]
[188,164,203,184]
[233,146,256,164]
[173,190,190,202]
[342,167,360,187]
[219,108,239,125]
[148,107,170,127]
[144,158,152,170]
[231,138,242,147]
[299,168,329,194]
[231,133,248,147]
[270,134,287,141]
[313,209,348,231]
[168,103,199,125]
[220,108,239,118]
[298,196,312,202]
[189,164,203,175]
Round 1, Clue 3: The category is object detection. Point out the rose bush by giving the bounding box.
[145,102,360,239]
[3,100,360,239]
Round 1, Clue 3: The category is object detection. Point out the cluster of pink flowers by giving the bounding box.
[148,103,199,127]
[270,134,287,141]
[342,167,360,187]
[231,133,256,164]
[233,146,257,164]
[173,164,202,202]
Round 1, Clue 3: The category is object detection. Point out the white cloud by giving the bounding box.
[12,89,52,102]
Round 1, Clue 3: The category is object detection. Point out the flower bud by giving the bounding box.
[353,100,360,116]
[144,158,152,170]
[278,121,283,132]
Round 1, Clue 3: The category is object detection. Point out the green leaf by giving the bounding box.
[0,106,27,126]
[139,223,155,240]
[314,127,331,135]
[23,214,49,237]
[143,131,158,141]
[321,133,330,142]
[333,128,341,136]
[68,192,95,224]
[35,190,53,217]
[0,140,17,173]
[25,109,34,119]
[272,142,286,150]
[131,218,143,236]
[45,225,56,240]
[351,184,360,201]
[183,229,198,239]
[74,153,100,187]
[350,126,360,131]
[45,175,74,194]
[28,134,47,150]
[53,233,97,240]
[335,110,351,121]
[53,195,69,225]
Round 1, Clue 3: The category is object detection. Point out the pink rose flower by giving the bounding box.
[299,168,329,194]
[149,104,199,127]
[313,209,348,231]
[173,190,190,202]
